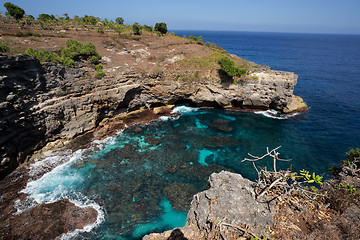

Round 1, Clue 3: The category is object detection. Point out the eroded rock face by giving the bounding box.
[0,54,141,178]
[0,54,303,179]
[144,171,276,240]
[131,70,300,112]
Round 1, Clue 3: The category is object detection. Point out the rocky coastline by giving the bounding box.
[1,27,308,239]
[0,53,306,180]
[145,164,360,240]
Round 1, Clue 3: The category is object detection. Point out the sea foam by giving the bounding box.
[254,109,300,120]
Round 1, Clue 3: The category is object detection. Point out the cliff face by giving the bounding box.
[0,53,303,178]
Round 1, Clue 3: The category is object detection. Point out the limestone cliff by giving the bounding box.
[0,53,305,178]
[143,171,276,240]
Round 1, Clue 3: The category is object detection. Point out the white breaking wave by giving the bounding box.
[171,105,198,114]
[14,132,129,239]
[254,109,300,120]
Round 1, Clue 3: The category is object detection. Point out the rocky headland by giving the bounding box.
[0,31,306,179]
[0,17,310,239]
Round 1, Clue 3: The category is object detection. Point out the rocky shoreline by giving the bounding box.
[0,53,307,180]
[145,164,360,240]
[1,38,307,239]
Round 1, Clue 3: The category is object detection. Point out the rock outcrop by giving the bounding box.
[146,162,360,240]
[0,53,305,179]
[144,171,276,240]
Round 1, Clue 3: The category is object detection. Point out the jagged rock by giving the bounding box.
[144,171,276,240]
[283,95,308,113]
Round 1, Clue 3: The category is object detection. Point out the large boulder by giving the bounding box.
[144,171,276,240]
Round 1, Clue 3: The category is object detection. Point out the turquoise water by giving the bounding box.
[21,106,319,239]
[19,31,360,239]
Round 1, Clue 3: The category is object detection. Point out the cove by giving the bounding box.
[17,106,328,239]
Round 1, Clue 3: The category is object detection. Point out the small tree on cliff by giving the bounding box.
[115,17,124,24]
[4,2,25,20]
[154,22,167,35]
[132,23,142,35]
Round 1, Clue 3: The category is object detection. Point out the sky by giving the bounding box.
[2,0,360,34]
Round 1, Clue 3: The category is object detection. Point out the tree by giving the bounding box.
[132,23,142,35]
[4,2,25,20]
[154,22,167,34]
[38,13,56,22]
[115,17,124,24]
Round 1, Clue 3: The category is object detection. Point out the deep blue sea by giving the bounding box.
[19,31,360,239]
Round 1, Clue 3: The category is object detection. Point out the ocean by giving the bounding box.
[18,31,360,239]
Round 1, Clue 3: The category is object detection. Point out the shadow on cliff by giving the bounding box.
[167,229,188,240]
[0,54,50,180]
[218,69,233,89]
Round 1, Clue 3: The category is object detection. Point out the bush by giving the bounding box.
[95,64,103,71]
[24,15,34,25]
[0,42,10,53]
[38,13,57,22]
[4,2,25,20]
[188,35,197,41]
[154,22,167,34]
[25,39,101,67]
[62,39,101,62]
[25,47,62,63]
[132,23,142,35]
[115,17,124,24]
[218,56,248,78]
[143,25,153,32]
[80,15,99,25]
[95,69,106,79]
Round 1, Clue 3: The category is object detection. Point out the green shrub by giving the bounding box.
[60,56,75,67]
[95,64,103,71]
[4,2,25,20]
[62,39,101,62]
[80,15,99,25]
[115,17,124,25]
[346,148,360,159]
[38,13,57,22]
[132,23,142,35]
[21,15,35,25]
[143,25,153,32]
[0,42,10,53]
[218,56,248,78]
[25,39,101,67]
[95,69,106,79]
[188,35,197,42]
[154,22,167,34]
[25,47,62,63]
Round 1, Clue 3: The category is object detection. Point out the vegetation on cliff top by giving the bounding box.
[1,2,256,83]
[25,39,101,68]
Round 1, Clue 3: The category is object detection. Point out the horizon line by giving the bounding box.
[170,29,360,36]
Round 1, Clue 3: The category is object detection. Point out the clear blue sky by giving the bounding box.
[2,0,360,34]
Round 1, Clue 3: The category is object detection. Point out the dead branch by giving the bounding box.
[242,146,292,172]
